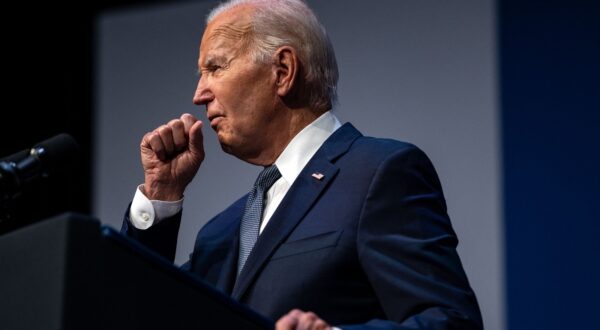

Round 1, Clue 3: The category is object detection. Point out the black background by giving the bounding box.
[0,1,167,231]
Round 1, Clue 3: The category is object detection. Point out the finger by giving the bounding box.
[143,131,166,161]
[277,309,304,329]
[141,132,153,150]
[287,309,304,319]
[157,125,175,157]
[168,119,187,152]
[275,310,300,330]
[188,120,205,159]
[313,319,330,330]
[297,311,318,330]
[180,113,199,135]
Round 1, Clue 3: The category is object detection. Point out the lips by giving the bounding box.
[208,114,224,129]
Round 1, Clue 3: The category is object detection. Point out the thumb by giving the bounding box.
[188,120,205,159]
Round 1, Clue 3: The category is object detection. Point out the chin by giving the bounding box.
[218,140,264,165]
[219,142,234,155]
[217,137,242,158]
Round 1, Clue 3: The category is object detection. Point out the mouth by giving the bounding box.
[208,114,224,130]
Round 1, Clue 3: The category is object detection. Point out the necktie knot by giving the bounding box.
[254,165,282,194]
[237,165,281,275]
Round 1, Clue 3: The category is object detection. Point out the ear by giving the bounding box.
[272,46,299,97]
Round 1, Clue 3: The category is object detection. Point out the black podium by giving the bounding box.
[0,213,273,330]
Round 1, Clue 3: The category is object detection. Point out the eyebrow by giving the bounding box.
[198,54,228,72]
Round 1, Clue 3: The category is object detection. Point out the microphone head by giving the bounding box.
[0,133,80,208]
[33,133,79,172]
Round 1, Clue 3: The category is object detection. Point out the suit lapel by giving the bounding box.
[216,228,240,294]
[231,123,362,300]
[209,194,248,294]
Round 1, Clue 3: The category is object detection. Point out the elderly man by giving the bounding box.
[122,0,483,329]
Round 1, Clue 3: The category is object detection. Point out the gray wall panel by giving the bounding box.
[95,1,501,329]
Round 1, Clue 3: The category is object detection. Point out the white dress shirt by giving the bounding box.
[130,111,342,232]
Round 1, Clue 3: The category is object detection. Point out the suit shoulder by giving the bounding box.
[352,135,426,159]
[342,135,439,182]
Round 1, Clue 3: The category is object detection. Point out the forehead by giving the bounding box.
[199,30,238,64]
[199,5,254,62]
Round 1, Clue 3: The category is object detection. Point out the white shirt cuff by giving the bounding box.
[129,184,184,230]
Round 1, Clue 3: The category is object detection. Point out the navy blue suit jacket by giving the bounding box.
[123,123,483,329]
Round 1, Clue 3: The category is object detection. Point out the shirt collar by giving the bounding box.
[274,111,342,186]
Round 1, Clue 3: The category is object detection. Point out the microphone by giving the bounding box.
[0,133,79,205]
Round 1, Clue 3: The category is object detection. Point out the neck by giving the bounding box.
[246,107,324,166]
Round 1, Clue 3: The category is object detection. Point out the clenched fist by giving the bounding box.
[141,113,205,201]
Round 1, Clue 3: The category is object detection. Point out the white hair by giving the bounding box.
[207,0,339,111]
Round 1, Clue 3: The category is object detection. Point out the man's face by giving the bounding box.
[193,6,280,163]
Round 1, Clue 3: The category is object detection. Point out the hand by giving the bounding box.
[276,309,332,330]
[141,113,205,200]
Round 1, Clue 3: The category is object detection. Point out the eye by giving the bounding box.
[200,65,221,76]
[200,59,228,76]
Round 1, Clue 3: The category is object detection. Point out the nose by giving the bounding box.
[193,75,214,106]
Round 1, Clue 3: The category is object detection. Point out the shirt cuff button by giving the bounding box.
[141,212,150,221]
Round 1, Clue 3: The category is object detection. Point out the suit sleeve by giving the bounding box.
[345,146,483,329]
[121,205,182,262]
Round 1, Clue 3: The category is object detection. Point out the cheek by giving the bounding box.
[217,83,250,113]
[220,90,258,122]
[215,70,275,130]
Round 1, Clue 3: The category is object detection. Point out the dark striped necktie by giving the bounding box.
[237,165,281,275]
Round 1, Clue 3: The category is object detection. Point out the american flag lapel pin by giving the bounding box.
[311,172,324,180]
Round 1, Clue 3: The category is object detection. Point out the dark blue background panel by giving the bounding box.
[500,0,600,329]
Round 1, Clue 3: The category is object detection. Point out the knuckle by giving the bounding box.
[168,119,183,129]
[141,133,153,145]
[145,131,158,143]
[314,320,327,328]
[303,312,316,319]
[158,125,171,134]
[181,113,194,120]
[298,313,315,324]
